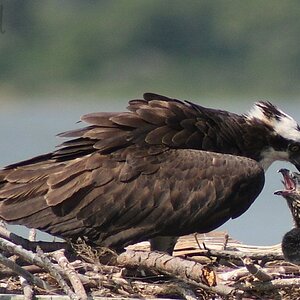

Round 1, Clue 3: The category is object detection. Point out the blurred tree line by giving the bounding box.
[1,0,300,99]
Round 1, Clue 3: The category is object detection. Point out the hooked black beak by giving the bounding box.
[278,168,290,175]
[290,155,300,172]
[293,160,300,172]
[274,190,283,196]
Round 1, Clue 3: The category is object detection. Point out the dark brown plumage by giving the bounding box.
[0,93,300,252]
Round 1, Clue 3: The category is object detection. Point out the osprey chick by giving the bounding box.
[0,93,300,253]
[275,169,300,264]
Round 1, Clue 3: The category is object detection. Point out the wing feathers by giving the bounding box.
[5,164,60,183]
[0,196,47,220]
[0,146,264,248]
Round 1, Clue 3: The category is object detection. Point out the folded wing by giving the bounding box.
[0,145,264,249]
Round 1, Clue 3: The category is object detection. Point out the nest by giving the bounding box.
[0,225,299,300]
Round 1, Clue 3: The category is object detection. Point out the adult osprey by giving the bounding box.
[0,93,300,253]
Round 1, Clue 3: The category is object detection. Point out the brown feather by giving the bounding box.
[171,129,191,146]
[81,112,119,127]
[145,126,172,144]
[110,113,147,128]
[136,107,168,125]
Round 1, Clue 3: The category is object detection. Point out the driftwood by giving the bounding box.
[52,250,88,300]
[0,226,299,299]
[117,250,233,297]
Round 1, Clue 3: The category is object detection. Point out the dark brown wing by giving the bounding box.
[4,93,245,171]
[0,145,264,249]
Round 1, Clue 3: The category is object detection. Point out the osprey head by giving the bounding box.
[247,101,300,171]
[274,169,300,198]
[275,169,300,229]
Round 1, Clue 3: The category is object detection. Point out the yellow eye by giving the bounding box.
[289,143,300,152]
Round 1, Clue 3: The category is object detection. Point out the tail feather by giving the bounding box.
[0,181,47,200]
[10,205,86,240]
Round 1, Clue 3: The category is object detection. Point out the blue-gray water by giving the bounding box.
[0,97,299,246]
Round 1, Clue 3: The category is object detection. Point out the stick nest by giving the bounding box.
[0,226,299,300]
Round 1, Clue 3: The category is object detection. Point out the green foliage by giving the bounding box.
[1,0,300,98]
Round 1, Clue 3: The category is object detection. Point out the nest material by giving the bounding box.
[0,226,299,300]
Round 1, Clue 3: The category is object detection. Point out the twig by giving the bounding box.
[218,267,250,282]
[243,257,273,281]
[198,248,283,261]
[0,235,73,285]
[174,285,198,300]
[0,220,7,228]
[0,236,56,270]
[236,277,300,292]
[20,276,34,300]
[222,233,229,250]
[53,250,87,300]
[132,280,198,300]
[194,233,203,250]
[0,237,79,288]
[0,252,51,290]
[117,250,235,297]
[0,264,43,278]
[36,246,78,300]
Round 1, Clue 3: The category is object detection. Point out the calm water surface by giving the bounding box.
[0,97,299,246]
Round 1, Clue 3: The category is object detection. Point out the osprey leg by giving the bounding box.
[150,236,178,255]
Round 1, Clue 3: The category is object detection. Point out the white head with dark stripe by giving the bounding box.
[247,101,300,171]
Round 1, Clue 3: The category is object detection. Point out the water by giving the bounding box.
[0,97,299,246]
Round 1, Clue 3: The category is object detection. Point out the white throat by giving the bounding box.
[259,147,289,171]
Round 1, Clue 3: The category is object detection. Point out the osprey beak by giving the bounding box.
[293,158,300,172]
[275,168,297,196]
[274,190,283,196]
[278,168,290,175]
[274,190,288,196]
[289,153,300,171]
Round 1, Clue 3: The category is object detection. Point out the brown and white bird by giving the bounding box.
[0,93,300,254]
[275,169,300,264]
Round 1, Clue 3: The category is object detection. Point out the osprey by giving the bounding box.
[275,169,300,264]
[0,93,300,253]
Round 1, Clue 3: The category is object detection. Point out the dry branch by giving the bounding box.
[197,248,283,261]
[0,236,57,272]
[0,252,51,290]
[243,257,273,281]
[132,280,198,299]
[117,249,235,297]
[20,276,34,300]
[52,250,87,300]
[236,277,300,291]
[36,246,77,300]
